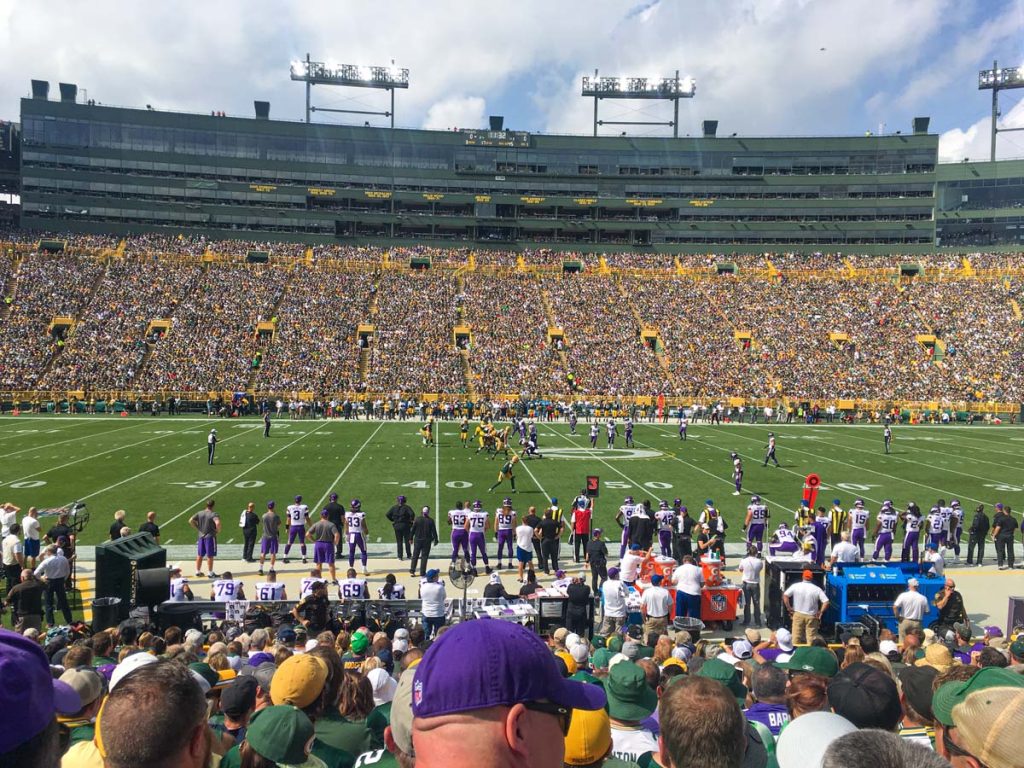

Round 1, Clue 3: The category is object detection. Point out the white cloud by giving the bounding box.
[421,96,486,131]
[938,97,1024,162]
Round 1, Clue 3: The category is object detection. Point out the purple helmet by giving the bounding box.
[731,452,738,459]
[883,499,893,508]
[472,500,483,511]
[680,506,688,514]
[624,496,634,505]
[750,495,761,503]
[503,497,513,507]
[854,499,864,507]
[673,498,682,507]
[295,495,302,503]
[350,499,361,511]
[397,495,406,503]
[951,499,960,508]
[659,500,669,510]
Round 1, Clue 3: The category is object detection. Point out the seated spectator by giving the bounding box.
[821,729,949,768]
[826,662,902,731]
[656,676,747,768]
[932,666,1024,766]
[895,665,936,748]
[237,704,321,767]
[744,663,790,736]
[776,711,856,768]
[57,666,106,746]
[605,661,659,762]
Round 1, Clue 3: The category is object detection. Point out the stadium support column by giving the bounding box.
[991,75,998,162]
[305,52,312,124]
[593,69,599,137]
[673,69,680,139]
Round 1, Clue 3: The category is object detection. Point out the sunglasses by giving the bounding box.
[942,727,980,763]
[523,701,573,736]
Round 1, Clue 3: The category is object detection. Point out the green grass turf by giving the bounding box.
[2,415,1023,549]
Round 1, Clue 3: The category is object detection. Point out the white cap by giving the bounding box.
[607,653,629,669]
[366,668,399,706]
[393,628,410,640]
[392,638,410,654]
[879,640,899,656]
[570,643,590,664]
[110,652,158,690]
[731,640,753,660]
[776,628,794,652]
[305,639,319,651]
[565,632,581,650]
[907,577,919,588]
[776,711,857,768]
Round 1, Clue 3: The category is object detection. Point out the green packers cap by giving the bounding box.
[246,705,316,765]
[591,648,614,670]
[1009,636,1024,661]
[697,657,748,701]
[604,662,658,722]
[606,636,624,654]
[350,632,369,654]
[776,646,839,678]
[932,667,1024,726]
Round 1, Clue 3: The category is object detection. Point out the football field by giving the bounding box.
[2,415,1023,550]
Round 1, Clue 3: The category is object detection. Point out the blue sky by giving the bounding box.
[2,0,1024,161]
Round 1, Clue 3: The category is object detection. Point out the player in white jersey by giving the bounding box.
[589,422,600,448]
[344,499,369,575]
[210,571,245,601]
[465,501,491,572]
[872,502,898,561]
[253,570,288,601]
[378,574,407,600]
[744,496,770,555]
[768,523,798,556]
[848,500,870,558]
[926,506,945,549]
[493,500,517,569]
[606,419,617,448]
[337,567,370,600]
[449,503,470,562]
[615,496,636,559]
[655,500,676,557]
[937,499,953,546]
[731,452,744,495]
[901,502,922,563]
[948,499,964,560]
[168,565,192,601]
[299,568,326,600]
[284,495,310,564]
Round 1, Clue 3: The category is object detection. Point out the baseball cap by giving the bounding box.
[697,657,747,701]
[907,577,919,588]
[914,643,954,673]
[775,628,794,652]
[802,569,813,580]
[897,665,937,722]
[350,632,369,654]
[555,651,578,676]
[954,686,1024,768]
[278,627,297,644]
[0,629,81,753]
[59,667,105,710]
[984,625,1004,638]
[775,711,856,768]
[932,666,1024,726]
[744,628,762,645]
[621,641,640,661]
[604,662,658,721]
[246,705,316,766]
[390,666,416,757]
[412,620,605,719]
[564,707,612,766]
[110,651,158,690]
[367,668,399,707]
[221,676,258,718]
[553,627,570,644]
[1009,636,1024,661]
[731,640,753,661]
[239,661,278,692]
[271,654,328,709]
[827,662,901,730]
[879,639,899,657]
[776,646,838,677]
[592,648,613,670]
[570,643,590,665]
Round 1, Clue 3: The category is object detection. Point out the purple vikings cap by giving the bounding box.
[330,493,338,501]
[0,629,81,752]
[411,620,605,718]
[321,509,329,518]
[267,501,275,509]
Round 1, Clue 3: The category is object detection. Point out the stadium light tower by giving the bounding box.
[290,53,410,127]
[978,60,1024,161]
[581,69,695,137]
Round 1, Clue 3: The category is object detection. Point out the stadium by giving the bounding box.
[2,6,1024,767]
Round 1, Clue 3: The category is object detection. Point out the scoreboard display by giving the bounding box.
[462,129,531,148]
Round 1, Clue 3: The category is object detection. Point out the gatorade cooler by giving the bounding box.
[700,585,740,626]
[651,556,677,581]
[701,556,724,587]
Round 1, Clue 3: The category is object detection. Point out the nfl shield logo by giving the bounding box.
[710,594,727,614]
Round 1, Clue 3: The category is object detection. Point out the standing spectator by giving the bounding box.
[599,567,627,635]
[22,507,41,568]
[240,502,259,563]
[410,620,606,768]
[657,676,746,768]
[108,509,127,541]
[966,504,989,566]
[2,524,23,596]
[640,574,671,638]
[419,569,447,639]
[139,511,161,543]
[538,507,563,574]
[829,531,861,566]
[671,555,703,620]
[738,545,764,627]
[3,569,43,632]
[410,506,439,577]
[892,578,929,644]
[0,628,81,768]
[584,528,609,592]
[33,545,72,627]
[514,515,537,583]
[992,503,1017,569]
[386,495,415,561]
[190,499,221,578]
[782,569,829,645]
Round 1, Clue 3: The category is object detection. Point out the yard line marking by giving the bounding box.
[75,426,250,502]
[1,420,222,485]
[543,423,668,500]
[165,421,333,528]
[3,420,150,459]
[313,421,386,512]
[829,425,1024,463]
[656,423,990,505]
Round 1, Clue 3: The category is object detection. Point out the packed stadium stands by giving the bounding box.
[0,234,1022,405]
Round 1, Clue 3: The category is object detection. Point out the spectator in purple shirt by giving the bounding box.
[743,664,790,736]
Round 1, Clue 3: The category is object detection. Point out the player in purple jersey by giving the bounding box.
[465,500,491,573]
[624,418,635,448]
[283,495,309,564]
[655,500,675,556]
[493,499,516,569]
[615,496,636,559]
[344,499,369,575]
[812,507,830,566]
[949,499,964,560]
[871,501,898,561]
[848,499,870,558]
[449,501,470,562]
[744,495,769,555]
[901,502,922,563]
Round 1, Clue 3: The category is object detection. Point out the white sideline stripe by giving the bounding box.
[651,423,889,506]
[76,424,249,502]
[3,420,148,459]
[657,423,989,505]
[2,420,221,485]
[313,421,386,512]
[166,421,334,528]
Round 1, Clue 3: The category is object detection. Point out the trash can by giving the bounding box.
[91,597,122,632]
[672,616,705,642]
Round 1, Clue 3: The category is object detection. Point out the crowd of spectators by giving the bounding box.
[137,263,289,392]
[364,271,464,394]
